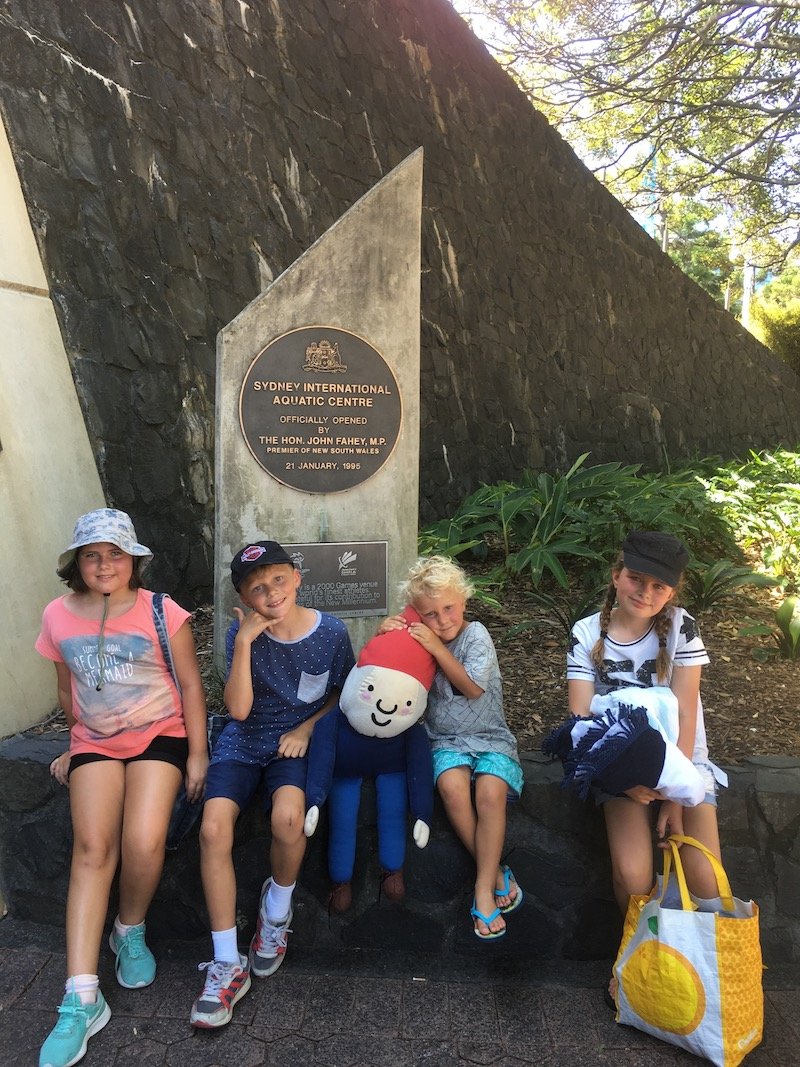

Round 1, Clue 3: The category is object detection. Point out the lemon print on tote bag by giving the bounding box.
[622,920,706,1034]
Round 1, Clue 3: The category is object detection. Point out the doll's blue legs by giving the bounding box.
[375,772,407,873]
[326,773,409,883]
[328,776,361,883]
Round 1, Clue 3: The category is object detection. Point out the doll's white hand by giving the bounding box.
[304,805,320,837]
[412,819,429,849]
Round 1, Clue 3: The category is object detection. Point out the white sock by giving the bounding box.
[114,916,144,940]
[264,879,294,922]
[211,927,240,964]
[66,974,98,1006]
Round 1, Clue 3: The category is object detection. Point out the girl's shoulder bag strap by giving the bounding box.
[152,592,181,695]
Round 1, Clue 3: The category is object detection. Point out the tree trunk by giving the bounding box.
[740,262,756,328]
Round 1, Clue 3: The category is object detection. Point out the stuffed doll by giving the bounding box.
[543,686,706,805]
[304,606,435,912]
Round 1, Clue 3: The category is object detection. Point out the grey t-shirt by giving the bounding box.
[425,620,519,760]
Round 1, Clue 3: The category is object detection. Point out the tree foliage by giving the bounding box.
[456,1,800,259]
[665,199,740,309]
[752,263,800,371]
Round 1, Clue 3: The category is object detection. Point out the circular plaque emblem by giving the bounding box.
[239,327,402,493]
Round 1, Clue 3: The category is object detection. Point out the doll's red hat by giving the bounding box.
[357,606,436,690]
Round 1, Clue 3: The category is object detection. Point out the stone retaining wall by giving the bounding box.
[2,734,798,966]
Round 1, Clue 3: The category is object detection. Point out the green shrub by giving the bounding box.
[418,448,800,600]
[684,561,781,613]
[739,596,800,659]
[752,268,800,375]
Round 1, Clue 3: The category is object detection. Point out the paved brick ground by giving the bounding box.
[2,920,797,1066]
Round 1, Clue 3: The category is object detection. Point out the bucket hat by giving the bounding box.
[57,509,153,576]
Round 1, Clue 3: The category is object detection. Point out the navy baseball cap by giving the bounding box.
[230,540,294,589]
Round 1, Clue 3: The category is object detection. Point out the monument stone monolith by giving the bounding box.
[215,149,423,659]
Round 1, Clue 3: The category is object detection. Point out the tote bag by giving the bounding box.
[613,834,763,1067]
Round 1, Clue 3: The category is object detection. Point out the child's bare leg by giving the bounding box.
[604,798,654,998]
[269,785,307,888]
[681,803,723,899]
[473,774,508,935]
[604,798,654,913]
[199,798,241,930]
[436,767,477,855]
[117,760,182,924]
[66,761,125,975]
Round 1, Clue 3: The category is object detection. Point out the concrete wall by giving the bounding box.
[0,115,104,738]
[0,0,798,607]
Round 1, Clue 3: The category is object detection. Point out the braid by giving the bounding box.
[655,572,685,682]
[590,582,617,671]
[654,604,674,683]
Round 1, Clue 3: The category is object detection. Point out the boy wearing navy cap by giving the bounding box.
[191,540,354,1029]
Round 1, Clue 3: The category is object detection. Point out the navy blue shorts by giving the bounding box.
[205,755,308,812]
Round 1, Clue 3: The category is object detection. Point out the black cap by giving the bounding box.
[231,540,294,589]
[622,531,689,587]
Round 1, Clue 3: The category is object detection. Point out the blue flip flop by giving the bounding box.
[495,865,523,914]
[471,899,506,940]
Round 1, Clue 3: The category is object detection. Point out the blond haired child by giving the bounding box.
[381,556,523,938]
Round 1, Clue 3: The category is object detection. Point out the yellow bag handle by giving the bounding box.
[664,834,735,913]
[661,839,696,910]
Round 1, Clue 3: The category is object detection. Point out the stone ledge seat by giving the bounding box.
[1,733,798,967]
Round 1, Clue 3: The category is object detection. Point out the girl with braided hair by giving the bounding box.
[566,531,726,1004]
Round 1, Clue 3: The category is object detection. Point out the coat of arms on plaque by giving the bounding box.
[303,338,347,373]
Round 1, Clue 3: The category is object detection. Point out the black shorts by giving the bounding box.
[68,735,188,777]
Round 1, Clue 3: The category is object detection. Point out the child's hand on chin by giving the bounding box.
[234,606,276,642]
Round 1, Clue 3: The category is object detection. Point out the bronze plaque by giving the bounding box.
[239,327,402,493]
[285,541,388,617]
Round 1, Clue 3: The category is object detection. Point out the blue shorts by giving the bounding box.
[432,749,524,800]
[205,755,308,813]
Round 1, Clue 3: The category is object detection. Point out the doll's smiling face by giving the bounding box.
[340,663,427,738]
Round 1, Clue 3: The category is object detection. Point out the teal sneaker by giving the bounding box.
[109,923,156,988]
[39,991,111,1067]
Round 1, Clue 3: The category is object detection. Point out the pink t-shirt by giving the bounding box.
[36,589,191,759]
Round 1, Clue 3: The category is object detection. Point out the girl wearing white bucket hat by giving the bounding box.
[36,509,208,1067]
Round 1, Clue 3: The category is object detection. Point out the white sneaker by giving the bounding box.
[249,878,293,977]
[189,954,251,1029]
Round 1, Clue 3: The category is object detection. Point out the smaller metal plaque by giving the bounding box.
[285,541,388,618]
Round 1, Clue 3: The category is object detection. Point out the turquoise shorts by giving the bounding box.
[432,749,524,800]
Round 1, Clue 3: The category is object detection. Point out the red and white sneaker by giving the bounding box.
[249,878,293,977]
[189,954,251,1029]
